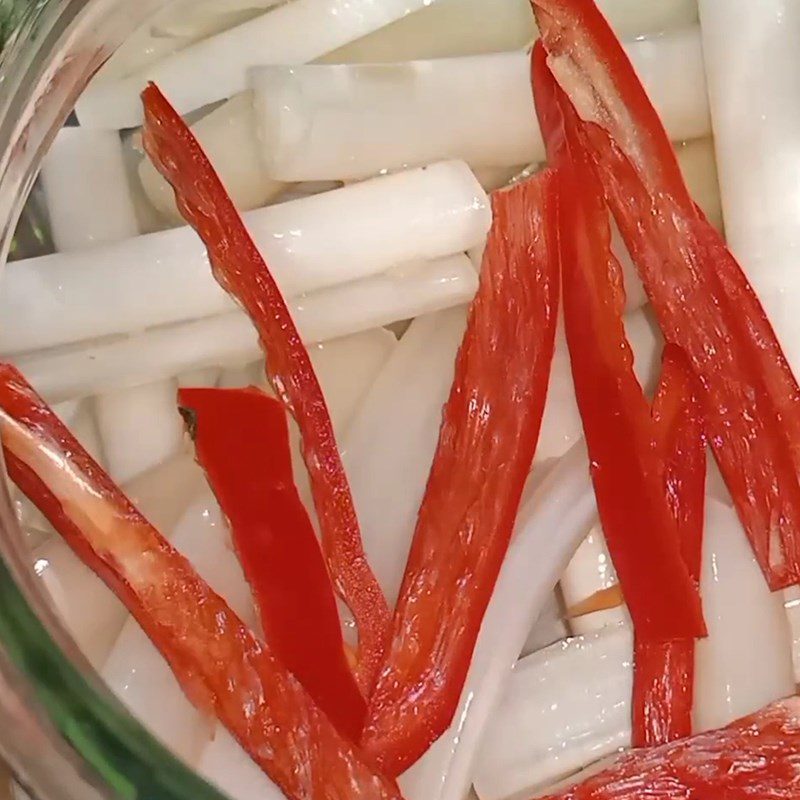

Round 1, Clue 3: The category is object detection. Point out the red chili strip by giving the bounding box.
[533,46,705,641]
[633,346,706,747]
[141,84,390,690]
[361,172,560,776]
[0,365,400,800]
[537,698,800,800]
[179,387,366,741]
[531,0,800,590]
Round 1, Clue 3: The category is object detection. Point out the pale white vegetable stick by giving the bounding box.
[197,728,283,800]
[32,539,127,668]
[677,137,723,231]
[307,328,397,437]
[251,28,709,181]
[75,0,438,129]
[693,499,795,731]
[1,161,489,354]
[138,92,286,220]
[217,362,262,388]
[102,622,211,765]
[342,307,467,604]
[177,367,220,388]
[473,624,633,800]
[320,0,535,63]
[400,441,596,800]
[561,523,623,636]
[699,0,800,371]
[784,586,800,684]
[14,255,477,401]
[521,589,569,657]
[122,453,204,535]
[320,0,694,65]
[95,379,184,484]
[40,129,138,251]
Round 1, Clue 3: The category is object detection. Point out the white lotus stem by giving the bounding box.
[250,27,709,182]
[597,0,698,38]
[342,307,467,605]
[122,452,205,535]
[102,622,212,765]
[95,379,184,484]
[693,498,795,731]
[138,92,286,219]
[197,728,284,800]
[699,0,800,372]
[307,328,397,439]
[32,539,128,668]
[560,523,624,636]
[1,161,489,354]
[521,589,569,657]
[12,254,476,402]
[319,0,536,64]
[75,0,438,129]
[400,441,597,800]
[676,137,722,230]
[177,367,220,388]
[40,128,138,251]
[473,624,633,800]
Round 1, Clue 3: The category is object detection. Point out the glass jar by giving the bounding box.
[0,2,226,798]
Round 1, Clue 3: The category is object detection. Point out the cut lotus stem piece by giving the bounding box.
[473,623,633,800]
[1,161,488,354]
[250,27,709,182]
[342,307,467,606]
[399,441,597,800]
[95,379,184,484]
[14,257,475,402]
[102,620,212,765]
[536,698,800,800]
[561,523,624,635]
[307,329,397,439]
[319,0,536,63]
[197,728,284,800]
[138,92,286,219]
[32,538,127,668]
[699,0,800,372]
[40,128,139,251]
[693,498,795,732]
[75,0,437,129]
[521,589,570,657]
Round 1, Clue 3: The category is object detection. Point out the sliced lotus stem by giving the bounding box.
[13,254,476,402]
[1,161,489,354]
[102,620,213,765]
[399,441,596,800]
[473,624,633,800]
[250,27,709,182]
[693,498,795,731]
[562,524,625,635]
[341,307,467,605]
[699,0,800,371]
[32,538,128,668]
[75,0,437,129]
[521,589,570,657]
[40,128,139,251]
[197,728,284,800]
[138,92,286,219]
[94,379,185,484]
[319,0,536,64]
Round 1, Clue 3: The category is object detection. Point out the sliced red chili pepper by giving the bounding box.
[633,346,706,747]
[179,387,366,741]
[0,364,400,800]
[531,0,800,590]
[533,48,705,641]
[140,83,390,690]
[361,172,560,776]
[537,698,800,800]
